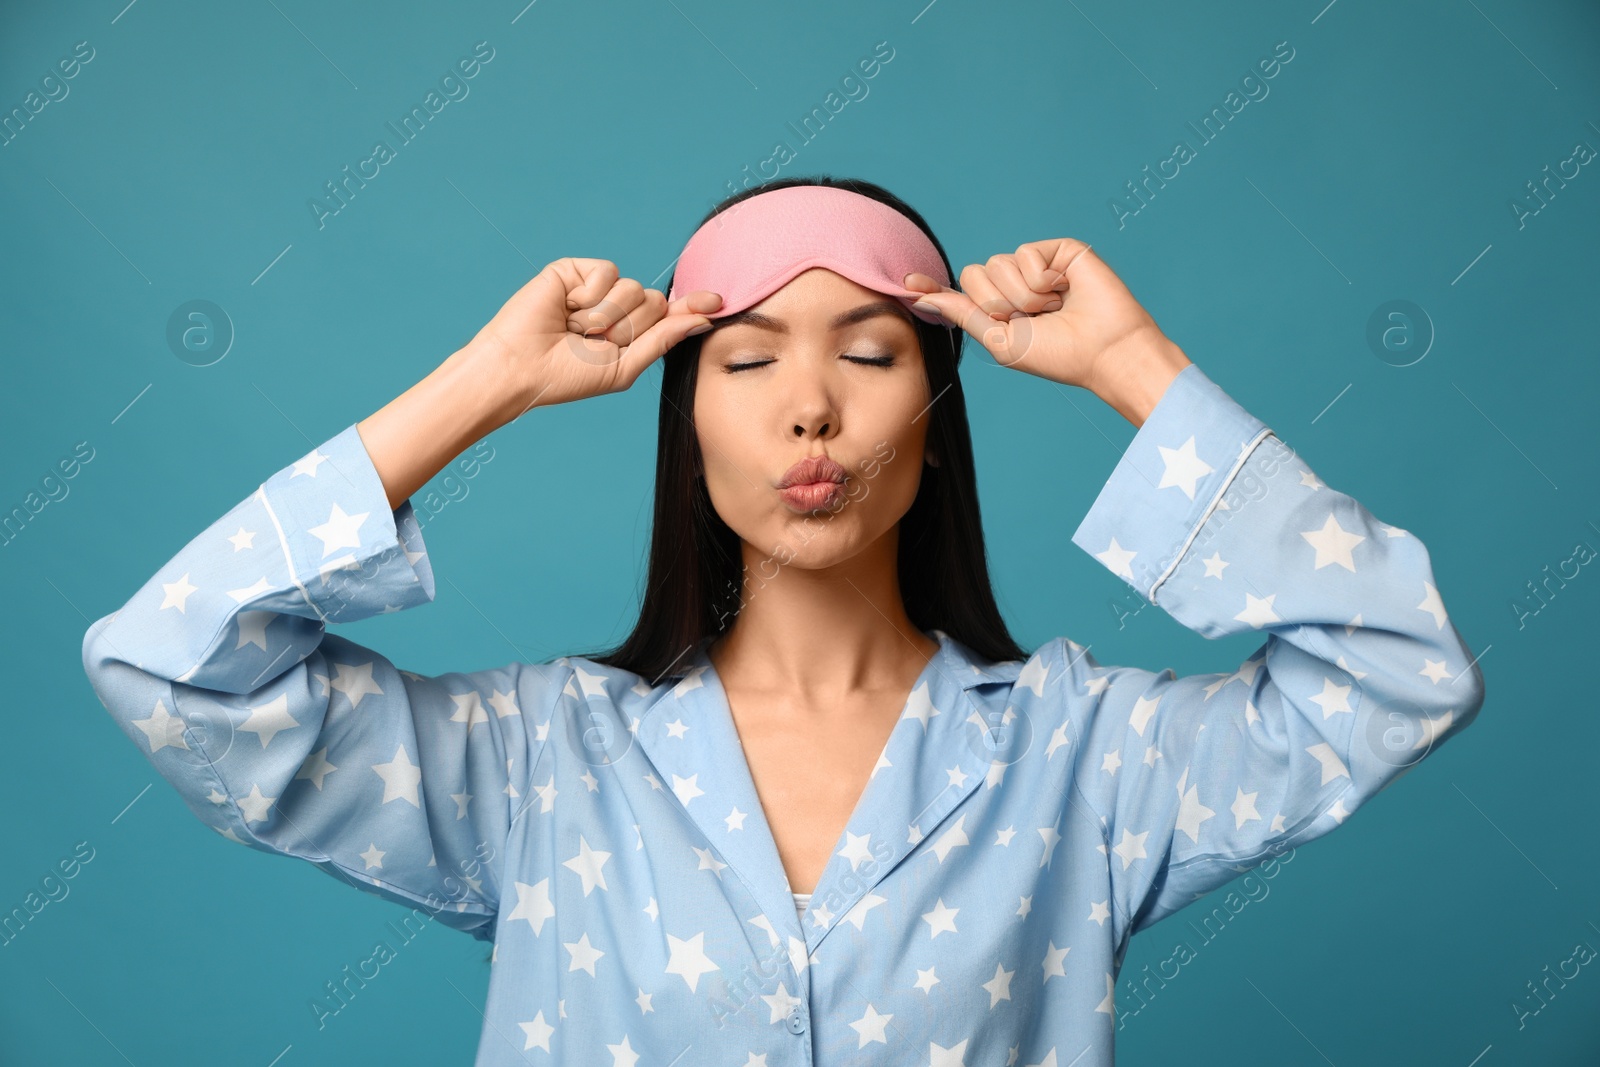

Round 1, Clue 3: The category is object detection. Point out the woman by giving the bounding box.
[83,176,1484,1065]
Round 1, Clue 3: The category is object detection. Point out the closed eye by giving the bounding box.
[724,353,898,373]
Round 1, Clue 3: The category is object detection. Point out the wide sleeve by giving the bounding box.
[1061,362,1486,945]
[80,423,571,941]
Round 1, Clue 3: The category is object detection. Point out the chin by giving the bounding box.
[771,516,888,565]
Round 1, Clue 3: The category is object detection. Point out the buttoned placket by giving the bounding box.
[629,629,1023,1060]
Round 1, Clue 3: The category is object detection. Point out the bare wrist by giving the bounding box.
[454,339,536,431]
[1090,333,1192,429]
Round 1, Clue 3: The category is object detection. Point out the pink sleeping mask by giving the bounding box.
[667,185,952,326]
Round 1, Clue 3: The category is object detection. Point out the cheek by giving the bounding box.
[859,388,929,485]
[694,392,758,492]
[693,404,767,533]
[853,436,923,517]
[830,393,927,523]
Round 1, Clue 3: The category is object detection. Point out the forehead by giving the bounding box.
[762,266,881,304]
[710,268,916,334]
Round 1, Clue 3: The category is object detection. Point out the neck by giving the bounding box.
[707,525,938,701]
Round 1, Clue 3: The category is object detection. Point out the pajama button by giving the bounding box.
[786,1006,807,1034]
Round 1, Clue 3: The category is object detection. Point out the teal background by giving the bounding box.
[3,0,1596,1063]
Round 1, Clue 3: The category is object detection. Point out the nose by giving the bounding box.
[786,366,839,441]
[789,389,837,440]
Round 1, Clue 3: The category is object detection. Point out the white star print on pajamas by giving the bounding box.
[83,363,1484,1065]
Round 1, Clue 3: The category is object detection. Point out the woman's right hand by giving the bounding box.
[467,257,723,423]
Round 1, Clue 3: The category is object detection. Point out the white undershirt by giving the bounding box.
[793,891,812,916]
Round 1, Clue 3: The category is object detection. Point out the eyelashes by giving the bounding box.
[724,353,897,373]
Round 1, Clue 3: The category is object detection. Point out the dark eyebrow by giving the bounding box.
[713,300,914,334]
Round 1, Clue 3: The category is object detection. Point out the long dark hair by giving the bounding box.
[570,175,1028,682]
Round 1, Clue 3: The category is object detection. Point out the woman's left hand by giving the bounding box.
[903,238,1189,405]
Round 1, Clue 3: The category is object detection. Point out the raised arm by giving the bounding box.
[904,240,1485,949]
[1061,359,1485,944]
[80,259,724,938]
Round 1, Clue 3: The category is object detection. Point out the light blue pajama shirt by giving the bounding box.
[82,363,1485,1066]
